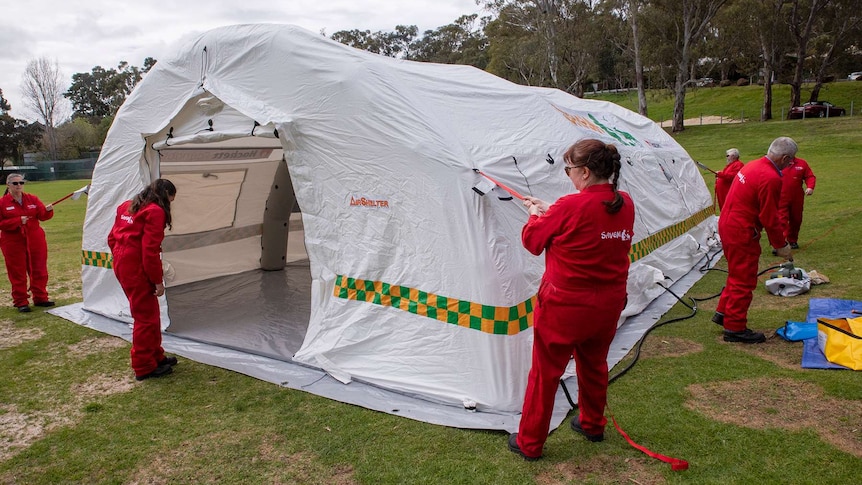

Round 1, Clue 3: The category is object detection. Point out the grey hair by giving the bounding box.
[6,173,24,183]
[767,137,798,159]
[726,148,740,159]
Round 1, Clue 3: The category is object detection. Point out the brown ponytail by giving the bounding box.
[563,139,625,214]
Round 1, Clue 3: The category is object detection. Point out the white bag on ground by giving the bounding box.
[765,270,811,297]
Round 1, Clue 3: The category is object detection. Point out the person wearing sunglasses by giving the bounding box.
[0,173,55,312]
[715,148,744,210]
[508,139,635,461]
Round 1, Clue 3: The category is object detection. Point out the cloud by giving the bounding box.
[0,0,482,119]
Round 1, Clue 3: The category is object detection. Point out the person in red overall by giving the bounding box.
[108,179,178,380]
[508,139,635,461]
[778,157,815,249]
[715,148,744,210]
[712,137,794,343]
[0,173,55,312]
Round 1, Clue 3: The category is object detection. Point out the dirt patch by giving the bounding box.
[538,455,666,485]
[0,373,137,462]
[685,377,862,457]
[724,333,802,370]
[0,405,46,462]
[66,336,128,358]
[659,115,742,128]
[0,319,45,350]
[129,431,357,485]
[640,336,703,359]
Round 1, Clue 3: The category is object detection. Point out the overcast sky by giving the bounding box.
[1,0,484,122]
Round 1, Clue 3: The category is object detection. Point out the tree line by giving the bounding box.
[3,0,860,165]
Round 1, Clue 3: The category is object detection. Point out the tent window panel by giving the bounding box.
[167,171,246,235]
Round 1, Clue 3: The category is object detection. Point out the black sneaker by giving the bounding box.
[789,242,799,250]
[723,329,766,344]
[135,363,174,381]
[17,305,32,313]
[711,312,724,326]
[571,419,604,442]
[508,433,541,461]
[34,300,55,307]
[159,356,178,367]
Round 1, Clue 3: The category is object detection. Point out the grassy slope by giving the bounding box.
[586,81,862,122]
[1,85,861,483]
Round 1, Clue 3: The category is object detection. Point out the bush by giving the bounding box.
[737,78,750,86]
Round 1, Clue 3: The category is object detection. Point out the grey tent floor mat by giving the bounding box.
[165,260,311,360]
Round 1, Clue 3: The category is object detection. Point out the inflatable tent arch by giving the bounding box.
[76,24,717,423]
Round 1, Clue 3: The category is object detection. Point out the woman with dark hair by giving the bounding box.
[0,173,55,312]
[508,139,635,461]
[108,178,179,380]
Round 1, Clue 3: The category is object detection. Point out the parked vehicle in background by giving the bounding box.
[848,72,862,81]
[695,77,715,87]
[788,101,846,119]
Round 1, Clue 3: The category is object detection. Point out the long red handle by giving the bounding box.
[50,193,74,206]
[475,170,526,200]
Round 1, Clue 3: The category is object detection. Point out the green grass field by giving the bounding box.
[1,86,861,483]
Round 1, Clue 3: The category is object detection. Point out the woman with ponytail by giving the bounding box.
[508,139,635,461]
[108,179,179,380]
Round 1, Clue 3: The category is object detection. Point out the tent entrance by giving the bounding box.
[157,134,312,361]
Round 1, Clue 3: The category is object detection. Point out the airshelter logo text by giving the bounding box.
[350,195,390,209]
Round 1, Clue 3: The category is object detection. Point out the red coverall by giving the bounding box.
[516,184,635,458]
[715,159,744,210]
[0,193,54,307]
[108,200,168,377]
[716,156,786,332]
[779,158,815,245]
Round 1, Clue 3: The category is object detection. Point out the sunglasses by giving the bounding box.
[564,165,583,176]
[9,181,25,186]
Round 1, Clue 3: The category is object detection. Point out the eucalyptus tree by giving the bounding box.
[330,25,419,58]
[805,0,861,102]
[408,14,490,68]
[482,1,606,94]
[648,0,729,132]
[785,0,832,108]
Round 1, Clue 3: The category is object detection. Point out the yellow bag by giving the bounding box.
[817,317,862,370]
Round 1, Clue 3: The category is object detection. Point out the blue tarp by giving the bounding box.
[795,298,861,370]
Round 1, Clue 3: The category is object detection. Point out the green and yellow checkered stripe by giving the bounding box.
[628,206,714,263]
[82,250,113,269]
[333,275,535,335]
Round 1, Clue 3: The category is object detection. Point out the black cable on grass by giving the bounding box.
[560,254,789,409]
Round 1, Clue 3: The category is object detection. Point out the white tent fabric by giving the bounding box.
[73,24,717,426]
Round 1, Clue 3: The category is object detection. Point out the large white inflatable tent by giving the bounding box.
[58,24,717,430]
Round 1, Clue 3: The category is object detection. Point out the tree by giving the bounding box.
[331,25,418,58]
[65,60,154,122]
[20,57,68,160]
[55,117,100,159]
[0,88,43,164]
[805,0,861,102]
[408,14,490,68]
[649,0,729,132]
[0,89,10,115]
[786,0,832,108]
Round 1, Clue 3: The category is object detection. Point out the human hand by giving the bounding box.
[154,283,166,297]
[45,204,53,211]
[523,196,549,215]
[20,215,29,225]
[805,188,813,196]
[775,243,793,260]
